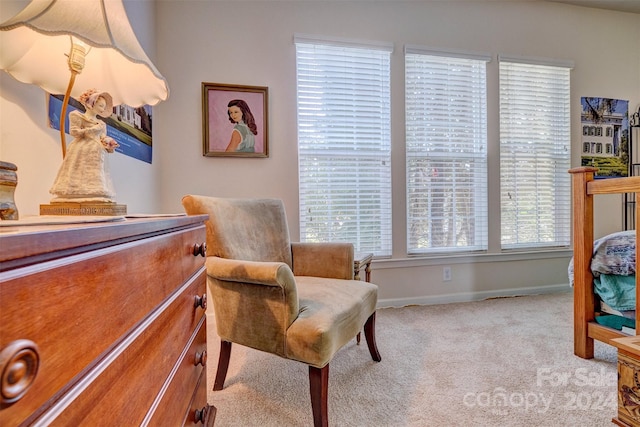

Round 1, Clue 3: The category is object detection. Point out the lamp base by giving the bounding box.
[40,202,127,216]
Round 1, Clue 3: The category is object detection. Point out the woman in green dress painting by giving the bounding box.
[225,99,257,153]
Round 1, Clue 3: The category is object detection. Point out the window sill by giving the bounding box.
[372,248,573,269]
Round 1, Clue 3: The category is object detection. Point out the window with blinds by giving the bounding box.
[405,47,490,254]
[499,57,572,249]
[294,35,392,256]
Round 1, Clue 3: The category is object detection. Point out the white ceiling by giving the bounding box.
[546,0,640,14]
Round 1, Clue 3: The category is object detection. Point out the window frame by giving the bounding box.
[294,34,393,257]
[498,55,573,250]
[404,45,491,255]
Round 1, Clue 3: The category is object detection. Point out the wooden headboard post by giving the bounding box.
[569,166,597,358]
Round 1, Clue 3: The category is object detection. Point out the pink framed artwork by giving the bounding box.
[202,82,268,157]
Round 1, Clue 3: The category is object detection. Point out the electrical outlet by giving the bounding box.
[443,266,452,282]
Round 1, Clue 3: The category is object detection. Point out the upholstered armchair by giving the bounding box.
[181,195,381,427]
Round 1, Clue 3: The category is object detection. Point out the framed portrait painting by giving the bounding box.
[202,82,268,157]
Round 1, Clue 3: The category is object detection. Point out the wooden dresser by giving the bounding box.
[0,215,215,426]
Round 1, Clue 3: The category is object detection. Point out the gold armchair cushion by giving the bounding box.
[287,276,378,367]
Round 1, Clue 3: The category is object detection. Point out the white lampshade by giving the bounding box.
[0,0,169,107]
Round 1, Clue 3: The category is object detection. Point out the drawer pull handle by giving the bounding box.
[195,350,207,367]
[0,339,40,404]
[192,242,207,257]
[194,294,207,310]
[194,406,209,424]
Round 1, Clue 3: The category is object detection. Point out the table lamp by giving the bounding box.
[0,0,169,216]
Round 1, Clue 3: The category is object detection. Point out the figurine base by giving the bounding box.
[40,202,127,216]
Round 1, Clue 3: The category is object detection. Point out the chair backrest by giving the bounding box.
[182,195,293,267]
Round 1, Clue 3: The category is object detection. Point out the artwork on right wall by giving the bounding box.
[580,97,629,178]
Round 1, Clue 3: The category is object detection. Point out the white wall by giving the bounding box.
[2,1,639,305]
[152,0,639,305]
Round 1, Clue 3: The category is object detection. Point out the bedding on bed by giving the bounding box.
[594,274,636,312]
[568,230,636,313]
[600,300,636,319]
[594,313,635,330]
[589,230,636,277]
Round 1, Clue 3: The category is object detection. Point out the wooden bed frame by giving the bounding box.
[570,166,640,359]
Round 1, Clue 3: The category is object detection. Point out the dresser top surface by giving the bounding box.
[0,214,208,269]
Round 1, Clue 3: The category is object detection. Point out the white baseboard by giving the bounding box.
[377,283,571,308]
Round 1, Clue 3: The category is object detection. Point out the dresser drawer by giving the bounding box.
[185,371,216,426]
[0,226,206,426]
[143,317,208,425]
[33,268,207,426]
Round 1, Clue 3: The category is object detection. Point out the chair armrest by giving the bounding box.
[291,242,354,279]
[206,256,296,288]
[205,256,299,356]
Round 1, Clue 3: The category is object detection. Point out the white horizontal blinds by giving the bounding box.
[295,39,392,256]
[499,58,572,249]
[405,51,489,254]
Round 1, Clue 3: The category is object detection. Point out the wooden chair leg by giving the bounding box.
[213,340,232,391]
[309,365,329,427]
[364,312,381,362]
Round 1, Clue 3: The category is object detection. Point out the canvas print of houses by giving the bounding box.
[48,94,154,164]
[580,97,629,178]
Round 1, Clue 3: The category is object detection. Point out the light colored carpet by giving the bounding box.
[207,291,620,426]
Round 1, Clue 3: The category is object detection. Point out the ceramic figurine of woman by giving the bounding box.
[50,89,119,203]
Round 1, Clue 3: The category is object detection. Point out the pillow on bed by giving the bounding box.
[568,230,636,286]
[590,230,636,276]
